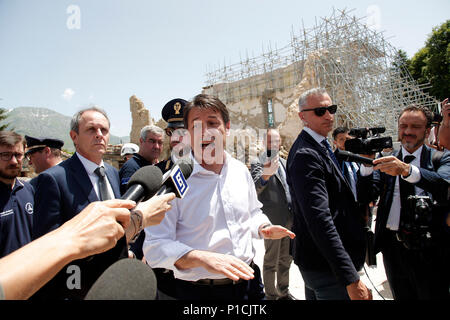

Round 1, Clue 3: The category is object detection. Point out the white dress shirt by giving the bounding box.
[76,152,115,200]
[143,152,271,281]
[360,146,424,231]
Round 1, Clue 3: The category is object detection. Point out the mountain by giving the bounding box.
[2,107,129,152]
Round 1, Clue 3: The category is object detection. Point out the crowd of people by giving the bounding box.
[0,89,448,300]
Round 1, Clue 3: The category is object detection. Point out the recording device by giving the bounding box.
[397,195,436,250]
[85,259,157,300]
[260,149,279,165]
[345,127,393,154]
[156,159,193,198]
[432,112,443,125]
[123,165,164,202]
[335,149,374,166]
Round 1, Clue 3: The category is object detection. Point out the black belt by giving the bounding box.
[190,278,246,286]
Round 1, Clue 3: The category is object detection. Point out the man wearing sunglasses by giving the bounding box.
[157,98,190,175]
[24,135,64,176]
[0,131,34,258]
[286,88,372,300]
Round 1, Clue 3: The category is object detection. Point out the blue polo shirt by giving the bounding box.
[0,179,34,258]
[118,153,152,195]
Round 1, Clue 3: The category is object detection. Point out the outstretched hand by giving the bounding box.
[260,225,296,240]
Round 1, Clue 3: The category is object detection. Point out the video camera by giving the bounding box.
[396,195,436,250]
[345,127,393,154]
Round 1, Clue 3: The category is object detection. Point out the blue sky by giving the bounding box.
[0,0,448,137]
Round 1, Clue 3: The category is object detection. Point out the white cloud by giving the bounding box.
[62,88,75,101]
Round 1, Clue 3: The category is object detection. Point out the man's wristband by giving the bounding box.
[129,209,144,243]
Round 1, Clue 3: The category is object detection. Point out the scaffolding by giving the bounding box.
[204,8,439,138]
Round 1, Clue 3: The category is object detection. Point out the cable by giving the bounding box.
[363,265,386,300]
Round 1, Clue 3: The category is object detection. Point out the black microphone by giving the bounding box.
[122,165,164,202]
[156,159,193,198]
[335,149,374,166]
[84,259,157,300]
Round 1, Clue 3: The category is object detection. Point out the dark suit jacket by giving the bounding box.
[358,146,450,253]
[250,157,293,227]
[31,154,126,299]
[286,130,366,286]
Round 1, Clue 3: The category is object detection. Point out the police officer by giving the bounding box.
[25,135,64,175]
[0,131,34,258]
[152,98,189,300]
[156,98,190,174]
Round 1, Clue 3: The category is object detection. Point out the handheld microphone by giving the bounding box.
[335,149,374,166]
[122,165,164,202]
[84,259,157,300]
[156,159,193,198]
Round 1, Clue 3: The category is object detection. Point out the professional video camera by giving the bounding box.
[396,195,436,250]
[345,127,393,154]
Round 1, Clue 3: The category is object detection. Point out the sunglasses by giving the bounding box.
[301,105,337,117]
[165,128,188,137]
[25,147,45,161]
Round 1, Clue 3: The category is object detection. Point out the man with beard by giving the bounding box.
[358,104,450,299]
[0,131,34,258]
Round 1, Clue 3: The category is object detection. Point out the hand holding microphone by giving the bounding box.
[123,160,193,242]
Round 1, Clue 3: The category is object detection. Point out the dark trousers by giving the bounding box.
[299,268,350,300]
[174,264,265,300]
[263,237,292,299]
[382,230,449,300]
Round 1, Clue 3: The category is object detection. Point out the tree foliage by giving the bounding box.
[0,108,11,131]
[409,20,450,101]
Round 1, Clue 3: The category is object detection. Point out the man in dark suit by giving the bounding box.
[358,104,450,300]
[251,128,295,300]
[286,88,372,300]
[31,107,125,299]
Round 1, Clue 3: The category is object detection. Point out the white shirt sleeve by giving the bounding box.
[143,200,193,270]
[359,164,374,176]
[400,164,421,183]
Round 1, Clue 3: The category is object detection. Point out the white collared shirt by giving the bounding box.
[360,146,423,231]
[303,127,327,145]
[75,152,115,200]
[143,152,271,281]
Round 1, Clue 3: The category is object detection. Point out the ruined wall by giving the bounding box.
[202,52,323,158]
[129,95,152,145]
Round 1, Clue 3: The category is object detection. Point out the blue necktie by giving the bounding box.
[321,139,340,169]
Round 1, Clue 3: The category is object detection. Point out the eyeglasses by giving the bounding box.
[25,147,45,161]
[0,152,25,161]
[301,105,338,117]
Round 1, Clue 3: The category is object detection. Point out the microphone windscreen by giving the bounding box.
[175,159,193,180]
[84,259,157,300]
[127,165,163,195]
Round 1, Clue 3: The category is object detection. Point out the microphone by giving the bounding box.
[156,159,193,198]
[84,259,157,300]
[335,149,374,166]
[122,165,164,202]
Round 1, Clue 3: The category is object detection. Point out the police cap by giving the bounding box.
[162,98,187,129]
[25,135,64,155]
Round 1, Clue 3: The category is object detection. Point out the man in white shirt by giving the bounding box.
[143,94,295,300]
[358,104,450,300]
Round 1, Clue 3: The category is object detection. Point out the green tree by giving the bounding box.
[392,49,411,78]
[0,108,11,131]
[409,20,450,101]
